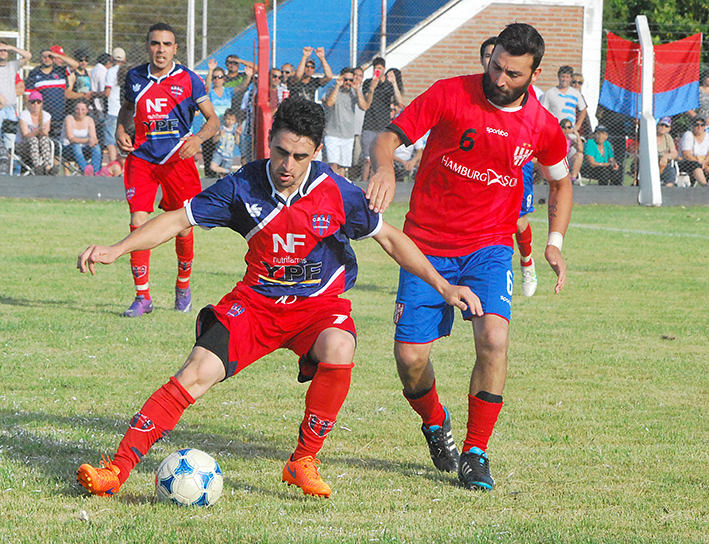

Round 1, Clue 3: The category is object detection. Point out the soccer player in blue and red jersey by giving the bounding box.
[368,23,573,490]
[116,23,219,317]
[75,97,480,498]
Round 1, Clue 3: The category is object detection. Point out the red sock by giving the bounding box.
[463,393,503,453]
[403,381,446,427]
[129,225,151,300]
[112,377,195,484]
[515,224,533,263]
[293,362,353,460]
[175,229,194,290]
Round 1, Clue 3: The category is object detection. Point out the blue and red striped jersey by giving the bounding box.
[124,62,207,164]
[186,160,383,298]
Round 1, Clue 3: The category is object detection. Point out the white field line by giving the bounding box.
[528,217,709,240]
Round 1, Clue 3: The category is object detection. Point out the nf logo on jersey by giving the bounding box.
[226,303,245,317]
[312,214,331,236]
[273,233,306,253]
[513,143,534,166]
[146,98,169,113]
[246,202,262,218]
[170,85,184,97]
[132,83,142,93]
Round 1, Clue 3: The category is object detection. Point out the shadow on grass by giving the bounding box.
[0,294,121,315]
[0,409,453,500]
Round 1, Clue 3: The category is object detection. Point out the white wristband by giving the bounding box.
[547,231,564,251]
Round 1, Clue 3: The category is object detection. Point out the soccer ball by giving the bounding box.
[155,448,223,507]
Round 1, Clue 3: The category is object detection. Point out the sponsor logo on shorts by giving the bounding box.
[486,127,508,137]
[306,414,335,437]
[312,214,331,236]
[126,187,135,200]
[393,302,405,324]
[129,412,155,432]
[131,265,147,279]
[500,295,511,305]
[226,303,244,317]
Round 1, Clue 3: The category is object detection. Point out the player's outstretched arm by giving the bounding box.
[367,131,401,213]
[542,168,573,293]
[78,208,193,275]
[373,222,483,315]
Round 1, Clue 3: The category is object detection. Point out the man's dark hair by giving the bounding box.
[340,67,354,76]
[496,23,545,72]
[75,48,90,60]
[96,52,112,65]
[480,36,497,61]
[271,97,325,148]
[372,56,386,68]
[557,65,574,77]
[147,22,177,42]
[223,108,237,118]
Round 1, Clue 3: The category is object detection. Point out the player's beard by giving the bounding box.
[482,71,532,107]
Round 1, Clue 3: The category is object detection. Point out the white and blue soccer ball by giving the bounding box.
[155,448,223,507]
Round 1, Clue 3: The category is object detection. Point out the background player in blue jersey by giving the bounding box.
[481,36,538,297]
[76,98,480,499]
[115,23,219,317]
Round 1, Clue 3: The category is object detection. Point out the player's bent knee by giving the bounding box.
[311,328,356,365]
[174,346,226,400]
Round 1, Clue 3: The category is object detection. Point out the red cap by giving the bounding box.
[50,45,64,55]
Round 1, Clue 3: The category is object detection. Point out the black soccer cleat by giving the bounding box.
[458,447,495,491]
[421,406,459,472]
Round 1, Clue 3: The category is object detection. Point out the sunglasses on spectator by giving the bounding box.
[29,99,42,104]
[79,57,89,62]
[572,80,583,85]
[343,78,354,82]
[271,74,282,79]
[213,75,224,79]
[225,60,238,65]
[694,122,706,127]
[561,124,572,129]
[306,63,316,68]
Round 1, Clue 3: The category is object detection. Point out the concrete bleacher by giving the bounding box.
[1,175,709,206]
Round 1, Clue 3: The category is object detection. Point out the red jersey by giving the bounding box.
[391,74,568,256]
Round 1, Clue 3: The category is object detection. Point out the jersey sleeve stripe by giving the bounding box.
[353,212,383,241]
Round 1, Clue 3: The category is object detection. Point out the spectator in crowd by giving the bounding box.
[292,47,333,101]
[322,67,367,176]
[268,68,288,113]
[595,104,630,186]
[25,46,79,140]
[280,62,295,89]
[570,73,593,138]
[90,52,112,143]
[678,116,709,186]
[224,53,255,109]
[541,65,587,132]
[361,57,403,181]
[63,99,102,175]
[198,59,234,176]
[687,69,709,121]
[560,119,584,185]
[582,125,618,185]
[349,66,367,180]
[16,90,53,174]
[66,48,92,115]
[656,116,678,187]
[104,47,126,163]
[209,108,240,175]
[392,133,426,183]
[0,42,32,173]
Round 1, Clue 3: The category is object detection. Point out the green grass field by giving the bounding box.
[1,198,708,543]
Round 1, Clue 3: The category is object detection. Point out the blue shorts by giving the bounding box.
[519,162,534,217]
[394,245,514,343]
[104,114,117,147]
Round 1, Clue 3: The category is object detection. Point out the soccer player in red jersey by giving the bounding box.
[368,23,573,490]
[116,22,219,317]
[75,98,480,499]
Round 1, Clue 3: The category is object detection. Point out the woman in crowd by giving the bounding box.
[678,116,709,186]
[197,59,234,176]
[17,90,53,174]
[63,99,102,175]
[560,119,584,184]
[656,116,678,187]
[582,125,618,185]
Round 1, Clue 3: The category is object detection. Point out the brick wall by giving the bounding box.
[399,3,584,100]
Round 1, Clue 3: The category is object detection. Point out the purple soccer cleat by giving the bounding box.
[174,286,192,313]
[122,295,153,317]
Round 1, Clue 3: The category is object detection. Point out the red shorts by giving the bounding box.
[124,154,202,213]
[207,283,357,378]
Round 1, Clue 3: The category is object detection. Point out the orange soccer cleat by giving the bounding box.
[282,455,332,497]
[76,456,122,497]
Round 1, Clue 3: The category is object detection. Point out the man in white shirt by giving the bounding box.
[104,47,126,162]
[541,65,587,132]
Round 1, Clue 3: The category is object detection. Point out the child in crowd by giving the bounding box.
[209,109,241,175]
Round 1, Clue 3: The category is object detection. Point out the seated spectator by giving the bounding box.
[560,119,584,184]
[209,108,240,175]
[16,90,53,174]
[688,69,709,121]
[63,99,102,175]
[291,47,333,101]
[0,41,32,161]
[656,116,678,186]
[677,116,709,186]
[581,125,618,185]
[66,48,93,116]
